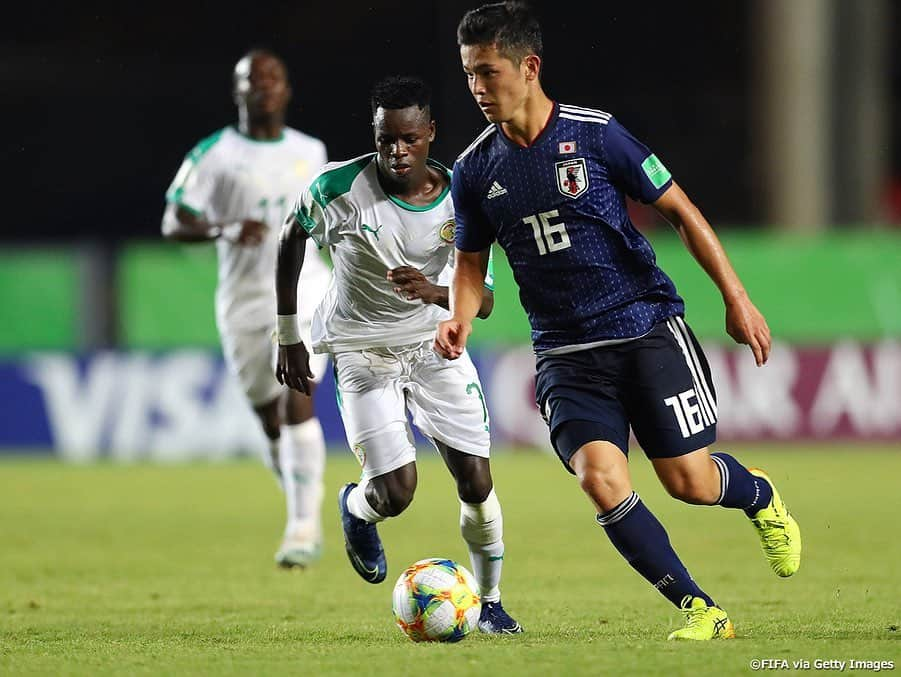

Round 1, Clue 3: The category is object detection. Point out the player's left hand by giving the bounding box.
[387,266,437,304]
[276,341,314,395]
[725,293,771,366]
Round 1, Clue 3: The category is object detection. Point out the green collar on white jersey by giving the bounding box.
[232,125,286,143]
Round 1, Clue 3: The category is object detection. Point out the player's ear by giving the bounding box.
[428,119,436,143]
[523,54,541,82]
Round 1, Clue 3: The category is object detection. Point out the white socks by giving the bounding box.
[279,418,326,537]
[460,489,505,603]
[346,479,386,523]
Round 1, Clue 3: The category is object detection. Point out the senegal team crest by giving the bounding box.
[439,219,456,244]
[352,443,366,466]
[555,158,589,199]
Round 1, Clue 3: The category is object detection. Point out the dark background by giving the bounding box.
[3,1,899,241]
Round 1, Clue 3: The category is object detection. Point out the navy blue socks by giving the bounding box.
[597,492,714,608]
[710,452,773,516]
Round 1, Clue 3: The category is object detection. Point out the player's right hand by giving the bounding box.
[276,342,314,395]
[434,319,471,360]
[725,294,771,367]
[236,219,268,246]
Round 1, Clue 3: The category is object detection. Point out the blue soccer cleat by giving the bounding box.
[337,483,387,584]
[478,600,523,634]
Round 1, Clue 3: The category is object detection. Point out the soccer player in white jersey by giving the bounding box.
[275,76,521,634]
[162,50,331,568]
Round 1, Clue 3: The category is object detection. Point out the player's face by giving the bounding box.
[461,43,531,123]
[234,54,291,118]
[373,106,435,185]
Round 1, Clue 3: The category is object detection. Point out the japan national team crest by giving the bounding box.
[439,219,455,244]
[555,158,589,199]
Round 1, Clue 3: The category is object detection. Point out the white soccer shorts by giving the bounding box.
[220,320,328,407]
[333,341,491,480]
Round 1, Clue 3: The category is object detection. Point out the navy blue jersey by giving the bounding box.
[453,102,684,353]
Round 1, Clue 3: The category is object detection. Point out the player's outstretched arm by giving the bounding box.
[161,203,268,245]
[275,218,314,394]
[387,266,494,318]
[653,183,771,366]
[435,248,489,359]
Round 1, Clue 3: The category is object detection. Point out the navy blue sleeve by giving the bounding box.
[603,118,673,203]
[452,160,495,252]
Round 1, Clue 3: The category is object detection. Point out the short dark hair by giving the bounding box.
[457,1,542,64]
[234,48,290,86]
[369,76,431,118]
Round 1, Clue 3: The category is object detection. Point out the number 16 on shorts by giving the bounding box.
[663,388,711,438]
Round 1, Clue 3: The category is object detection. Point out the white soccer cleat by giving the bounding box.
[275,522,321,569]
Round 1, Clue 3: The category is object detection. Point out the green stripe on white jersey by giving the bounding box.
[163,125,330,333]
[308,153,373,211]
[292,155,493,354]
[165,128,227,205]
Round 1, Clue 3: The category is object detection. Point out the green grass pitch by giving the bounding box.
[2,446,899,675]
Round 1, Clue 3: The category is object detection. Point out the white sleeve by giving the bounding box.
[288,185,333,248]
[165,145,219,216]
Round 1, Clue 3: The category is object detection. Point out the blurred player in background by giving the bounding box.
[162,49,330,568]
[276,76,521,634]
[437,2,802,640]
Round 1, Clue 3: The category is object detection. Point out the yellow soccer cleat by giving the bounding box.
[667,596,735,641]
[748,468,802,577]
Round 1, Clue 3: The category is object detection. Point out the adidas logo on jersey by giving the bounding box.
[486,181,508,200]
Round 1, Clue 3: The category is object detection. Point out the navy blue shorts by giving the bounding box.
[534,316,717,473]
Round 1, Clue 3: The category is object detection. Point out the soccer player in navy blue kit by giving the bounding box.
[436,1,802,640]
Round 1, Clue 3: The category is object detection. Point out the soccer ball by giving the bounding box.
[391,558,481,642]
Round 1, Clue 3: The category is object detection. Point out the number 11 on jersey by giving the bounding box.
[258,196,289,225]
[523,210,571,255]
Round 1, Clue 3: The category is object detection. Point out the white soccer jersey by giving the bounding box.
[290,153,494,354]
[166,125,330,332]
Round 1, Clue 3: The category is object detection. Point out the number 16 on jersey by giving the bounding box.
[523,210,571,255]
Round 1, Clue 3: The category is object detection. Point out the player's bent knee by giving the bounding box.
[456,476,492,504]
[454,459,493,504]
[570,441,629,494]
[370,483,415,517]
[577,466,631,508]
[663,477,718,505]
[576,465,622,495]
[257,413,281,440]
[370,465,417,517]
[254,399,281,440]
[382,489,415,517]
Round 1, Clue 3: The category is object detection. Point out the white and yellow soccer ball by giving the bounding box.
[391,558,481,642]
